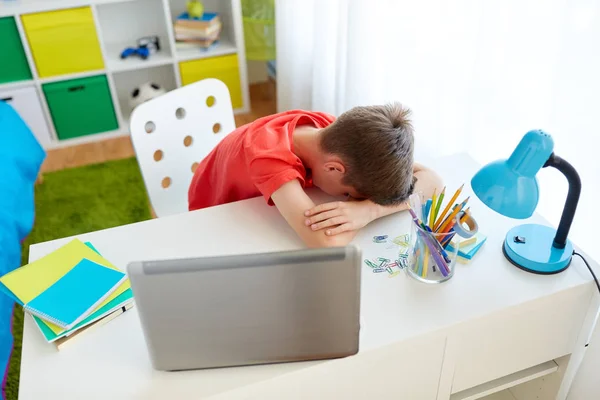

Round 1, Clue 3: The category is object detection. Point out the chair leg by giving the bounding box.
[149,200,157,219]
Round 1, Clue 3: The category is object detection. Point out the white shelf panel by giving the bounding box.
[0,80,35,92]
[104,43,174,73]
[39,70,106,85]
[450,360,558,400]
[0,0,136,17]
[479,391,517,400]
[175,39,237,62]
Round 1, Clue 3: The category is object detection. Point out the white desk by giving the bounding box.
[20,154,600,400]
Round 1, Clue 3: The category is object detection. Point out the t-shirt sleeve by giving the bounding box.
[244,114,313,205]
[247,157,306,205]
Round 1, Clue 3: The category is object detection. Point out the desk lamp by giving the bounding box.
[470,130,581,274]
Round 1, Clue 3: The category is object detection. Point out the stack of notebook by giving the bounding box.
[448,233,488,264]
[0,239,133,349]
[174,12,222,49]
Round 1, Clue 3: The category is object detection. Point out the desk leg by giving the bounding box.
[556,287,600,399]
[437,333,459,400]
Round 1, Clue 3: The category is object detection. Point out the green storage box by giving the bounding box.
[43,75,118,140]
[0,17,33,84]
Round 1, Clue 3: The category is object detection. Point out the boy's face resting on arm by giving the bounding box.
[272,103,443,247]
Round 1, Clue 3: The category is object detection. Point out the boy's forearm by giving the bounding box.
[370,164,444,220]
[413,164,444,200]
[371,201,409,219]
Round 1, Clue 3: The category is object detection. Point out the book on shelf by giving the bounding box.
[174,21,222,39]
[174,11,222,49]
[176,39,220,51]
[175,12,221,29]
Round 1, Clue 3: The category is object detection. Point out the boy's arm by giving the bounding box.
[305,163,443,235]
[372,162,443,218]
[271,180,358,248]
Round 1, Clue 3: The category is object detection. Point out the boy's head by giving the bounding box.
[314,103,415,204]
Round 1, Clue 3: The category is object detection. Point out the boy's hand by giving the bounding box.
[304,200,377,236]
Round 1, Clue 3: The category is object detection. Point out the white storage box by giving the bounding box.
[0,86,52,148]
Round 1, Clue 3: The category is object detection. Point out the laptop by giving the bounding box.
[127,246,362,371]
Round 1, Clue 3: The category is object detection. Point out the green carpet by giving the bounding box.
[5,157,151,400]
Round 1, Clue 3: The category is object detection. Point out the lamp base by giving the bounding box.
[502,224,573,274]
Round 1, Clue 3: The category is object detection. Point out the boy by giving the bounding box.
[189,103,442,248]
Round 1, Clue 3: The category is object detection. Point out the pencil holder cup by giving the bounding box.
[406,220,458,284]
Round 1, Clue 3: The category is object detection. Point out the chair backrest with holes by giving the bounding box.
[130,78,236,217]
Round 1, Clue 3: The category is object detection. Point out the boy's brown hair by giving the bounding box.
[319,103,415,205]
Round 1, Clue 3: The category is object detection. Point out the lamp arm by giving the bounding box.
[543,153,581,249]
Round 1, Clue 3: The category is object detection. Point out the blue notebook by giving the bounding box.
[177,12,219,22]
[24,258,126,330]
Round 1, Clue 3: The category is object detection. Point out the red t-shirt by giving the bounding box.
[188,110,336,210]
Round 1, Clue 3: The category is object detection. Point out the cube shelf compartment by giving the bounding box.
[0,0,249,149]
[43,75,118,140]
[0,17,32,84]
[113,65,178,122]
[21,7,105,78]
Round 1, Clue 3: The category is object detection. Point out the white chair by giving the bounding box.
[130,78,236,218]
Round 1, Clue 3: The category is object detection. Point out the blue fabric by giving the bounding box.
[0,101,45,399]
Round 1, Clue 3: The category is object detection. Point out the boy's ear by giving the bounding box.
[323,160,346,174]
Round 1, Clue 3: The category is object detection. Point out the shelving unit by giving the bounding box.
[176,39,238,62]
[113,64,178,123]
[0,0,249,149]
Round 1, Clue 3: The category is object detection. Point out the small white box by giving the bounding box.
[0,86,52,148]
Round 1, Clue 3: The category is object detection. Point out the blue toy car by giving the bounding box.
[120,46,150,60]
[120,36,160,60]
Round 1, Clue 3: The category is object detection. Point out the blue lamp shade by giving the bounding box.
[470,130,554,219]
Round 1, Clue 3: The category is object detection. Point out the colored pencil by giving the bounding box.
[439,208,472,247]
[438,196,470,234]
[407,207,449,276]
[422,247,429,277]
[411,206,452,262]
[412,206,452,262]
[433,186,445,226]
[422,224,452,263]
[441,230,455,248]
[435,204,456,232]
[423,199,432,226]
[434,184,464,230]
[459,208,471,224]
[429,189,437,228]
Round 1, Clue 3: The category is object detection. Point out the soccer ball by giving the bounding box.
[129,82,166,110]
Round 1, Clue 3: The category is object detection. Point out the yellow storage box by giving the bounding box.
[179,55,243,109]
[22,7,104,78]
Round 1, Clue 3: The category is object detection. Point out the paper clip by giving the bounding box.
[373,235,388,243]
[393,234,410,245]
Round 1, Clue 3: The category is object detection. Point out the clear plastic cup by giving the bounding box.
[406,219,458,283]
